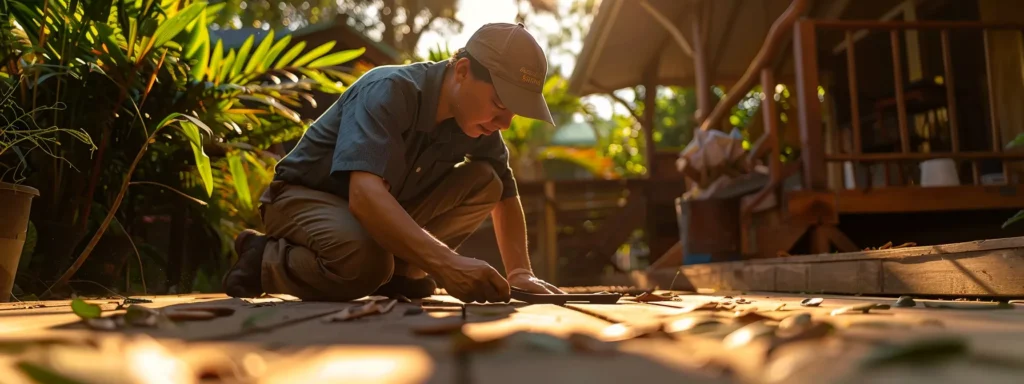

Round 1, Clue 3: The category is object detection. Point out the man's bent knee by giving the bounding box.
[457,161,503,203]
[319,230,394,298]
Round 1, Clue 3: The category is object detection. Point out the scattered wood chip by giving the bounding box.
[800,298,823,307]
[183,306,236,316]
[830,303,890,316]
[324,302,381,322]
[723,321,776,349]
[732,308,773,325]
[778,313,812,335]
[635,292,673,302]
[166,310,219,322]
[922,301,1012,310]
[774,303,787,311]
[378,300,398,314]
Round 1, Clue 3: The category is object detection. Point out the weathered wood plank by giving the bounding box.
[673,236,1024,296]
[807,260,880,294]
[882,250,1024,296]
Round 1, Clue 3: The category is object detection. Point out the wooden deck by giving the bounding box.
[2,289,1024,383]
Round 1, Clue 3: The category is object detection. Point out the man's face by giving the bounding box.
[450,58,516,138]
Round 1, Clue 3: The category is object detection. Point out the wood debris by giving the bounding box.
[635,292,674,302]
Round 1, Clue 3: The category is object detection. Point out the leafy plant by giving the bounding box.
[1,0,364,296]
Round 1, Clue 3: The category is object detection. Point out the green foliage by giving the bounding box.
[1,0,364,295]
[210,0,460,57]
[70,298,101,319]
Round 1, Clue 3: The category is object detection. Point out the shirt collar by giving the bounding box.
[415,61,449,133]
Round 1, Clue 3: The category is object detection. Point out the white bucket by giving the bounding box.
[920,158,959,187]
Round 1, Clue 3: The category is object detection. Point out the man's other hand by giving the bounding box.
[508,272,564,294]
[436,256,511,303]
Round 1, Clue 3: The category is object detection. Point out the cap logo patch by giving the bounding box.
[519,67,542,86]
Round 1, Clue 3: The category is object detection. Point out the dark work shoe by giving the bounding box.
[223,229,268,298]
[374,275,438,299]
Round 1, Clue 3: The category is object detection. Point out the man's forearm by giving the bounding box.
[491,195,532,275]
[348,172,453,274]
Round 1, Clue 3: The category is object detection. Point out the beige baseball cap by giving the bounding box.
[466,23,555,126]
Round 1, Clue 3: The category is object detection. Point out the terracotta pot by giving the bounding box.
[0,182,39,302]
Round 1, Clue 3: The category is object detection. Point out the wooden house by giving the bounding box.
[567,0,1024,275]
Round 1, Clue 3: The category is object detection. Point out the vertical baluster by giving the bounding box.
[846,31,861,189]
[940,30,960,154]
[891,30,911,154]
[794,21,825,190]
[983,29,1008,184]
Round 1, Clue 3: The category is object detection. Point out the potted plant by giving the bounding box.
[0,77,95,301]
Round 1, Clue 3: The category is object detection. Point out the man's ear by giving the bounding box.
[454,58,471,82]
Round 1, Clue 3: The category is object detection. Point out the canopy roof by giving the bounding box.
[568,0,903,96]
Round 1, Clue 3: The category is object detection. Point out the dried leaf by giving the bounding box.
[894,296,916,308]
[636,292,673,302]
[800,298,823,307]
[71,298,101,319]
[922,301,1012,310]
[723,321,776,349]
[830,303,889,316]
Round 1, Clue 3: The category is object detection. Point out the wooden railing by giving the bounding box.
[798,20,1024,189]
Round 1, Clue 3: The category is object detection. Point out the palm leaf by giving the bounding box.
[289,41,335,68]
[227,151,252,210]
[273,41,306,69]
[308,47,365,68]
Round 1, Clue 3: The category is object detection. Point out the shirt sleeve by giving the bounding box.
[468,131,519,200]
[330,79,414,187]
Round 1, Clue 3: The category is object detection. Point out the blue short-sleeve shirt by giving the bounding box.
[272,61,519,203]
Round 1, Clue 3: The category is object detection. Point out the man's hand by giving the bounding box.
[508,271,564,294]
[434,256,511,303]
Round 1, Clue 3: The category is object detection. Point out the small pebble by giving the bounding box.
[800,298,823,307]
[894,296,916,308]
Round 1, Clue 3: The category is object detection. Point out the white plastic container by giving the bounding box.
[919,158,959,187]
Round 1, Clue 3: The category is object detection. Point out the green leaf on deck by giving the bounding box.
[242,309,278,330]
[70,298,101,319]
[17,362,86,384]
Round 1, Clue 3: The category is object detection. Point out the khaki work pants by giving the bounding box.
[256,161,502,301]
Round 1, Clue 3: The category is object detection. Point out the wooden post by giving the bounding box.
[761,68,781,185]
[891,30,911,154]
[543,181,558,284]
[643,77,658,177]
[983,30,1008,183]
[692,1,713,122]
[794,20,826,191]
